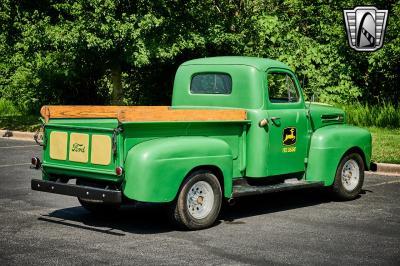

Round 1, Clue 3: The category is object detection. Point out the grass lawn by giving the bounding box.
[0,115,42,132]
[0,115,399,164]
[367,127,400,164]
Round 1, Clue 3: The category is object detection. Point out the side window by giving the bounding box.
[267,72,299,103]
[190,73,232,94]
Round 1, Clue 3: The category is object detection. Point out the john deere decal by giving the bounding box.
[283,127,296,146]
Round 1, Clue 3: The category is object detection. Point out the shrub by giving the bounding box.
[0,98,20,116]
[340,102,400,128]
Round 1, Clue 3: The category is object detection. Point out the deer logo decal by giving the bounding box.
[283,127,296,146]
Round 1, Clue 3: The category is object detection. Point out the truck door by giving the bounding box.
[265,69,309,176]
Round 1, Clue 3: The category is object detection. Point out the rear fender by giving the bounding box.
[123,137,233,202]
[306,125,372,186]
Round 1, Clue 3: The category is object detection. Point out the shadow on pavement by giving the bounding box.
[220,188,331,222]
[42,203,173,235]
[220,188,372,222]
[38,187,370,235]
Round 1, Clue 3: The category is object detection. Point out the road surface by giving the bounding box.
[0,138,399,265]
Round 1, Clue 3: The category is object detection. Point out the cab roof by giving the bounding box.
[181,56,290,71]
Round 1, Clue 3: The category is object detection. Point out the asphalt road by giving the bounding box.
[0,138,399,265]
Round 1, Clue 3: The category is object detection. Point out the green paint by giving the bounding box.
[306,125,372,185]
[123,137,233,202]
[38,57,372,203]
[42,125,122,182]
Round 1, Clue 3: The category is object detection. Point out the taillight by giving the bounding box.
[31,157,41,169]
[115,166,124,176]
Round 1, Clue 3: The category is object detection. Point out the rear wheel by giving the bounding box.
[170,170,222,230]
[332,152,364,200]
[76,179,120,214]
[78,198,120,214]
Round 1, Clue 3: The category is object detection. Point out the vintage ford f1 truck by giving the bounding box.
[31,56,372,230]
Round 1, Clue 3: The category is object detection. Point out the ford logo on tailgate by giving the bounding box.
[69,133,89,163]
[72,143,85,153]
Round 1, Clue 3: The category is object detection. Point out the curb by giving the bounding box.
[371,163,400,176]
[0,130,35,141]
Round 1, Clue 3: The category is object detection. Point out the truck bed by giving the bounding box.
[40,105,249,183]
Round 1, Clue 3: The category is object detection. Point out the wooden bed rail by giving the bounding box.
[40,106,247,123]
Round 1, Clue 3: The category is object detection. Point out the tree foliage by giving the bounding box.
[0,0,399,113]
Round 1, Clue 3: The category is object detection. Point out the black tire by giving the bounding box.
[76,179,120,214]
[331,152,364,200]
[170,170,222,230]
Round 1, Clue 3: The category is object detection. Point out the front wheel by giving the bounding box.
[331,152,365,200]
[170,170,222,230]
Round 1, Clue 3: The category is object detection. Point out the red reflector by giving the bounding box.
[115,167,124,176]
[31,157,41,169]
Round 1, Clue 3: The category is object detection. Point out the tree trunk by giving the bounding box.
[110,65,123,105]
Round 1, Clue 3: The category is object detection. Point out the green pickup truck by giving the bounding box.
[31,56,372,230]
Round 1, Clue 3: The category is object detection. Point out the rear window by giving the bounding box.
[190,73,232,94]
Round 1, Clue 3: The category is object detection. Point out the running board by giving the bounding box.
[232,179,324,198]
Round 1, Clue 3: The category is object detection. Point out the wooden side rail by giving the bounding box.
[118,109,247,122]
[41,106,247,122]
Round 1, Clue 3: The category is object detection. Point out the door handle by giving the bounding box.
[259,118,269,127]
[270,117,281,126]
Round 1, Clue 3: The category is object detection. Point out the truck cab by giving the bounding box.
[31,56,372,230]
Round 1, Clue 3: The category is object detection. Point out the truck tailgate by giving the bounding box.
[42,119,122,181]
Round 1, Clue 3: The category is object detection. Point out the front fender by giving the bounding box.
[123,136,233,202]
[306,125,372,186]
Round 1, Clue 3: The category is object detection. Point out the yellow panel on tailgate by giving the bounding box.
[49,131,68,160]
[91,135,112,165]
[69,133,89,163]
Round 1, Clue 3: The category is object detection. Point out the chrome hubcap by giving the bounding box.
[186,181,214,219]
[341,159,360,191]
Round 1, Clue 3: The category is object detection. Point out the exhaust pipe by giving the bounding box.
[227,198,236,206]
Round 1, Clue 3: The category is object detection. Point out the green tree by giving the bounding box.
[0,0,399,114]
